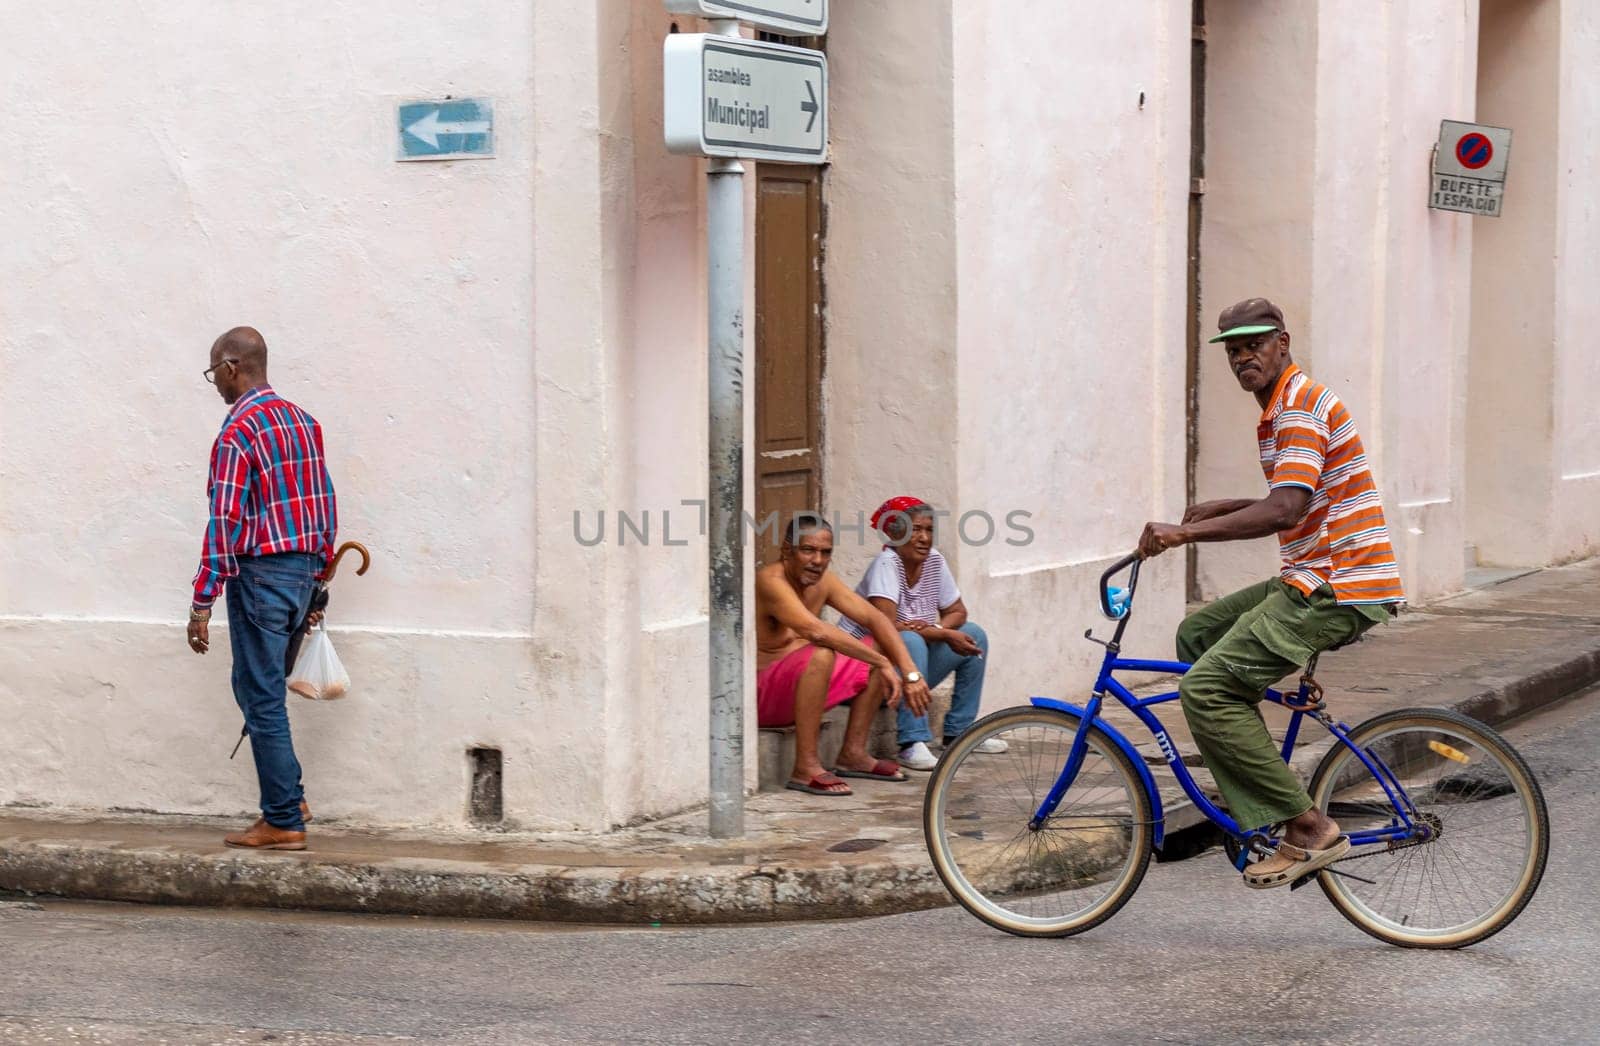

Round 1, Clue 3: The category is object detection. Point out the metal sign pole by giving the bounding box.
[667,9,825,838]
[706,18,746,839]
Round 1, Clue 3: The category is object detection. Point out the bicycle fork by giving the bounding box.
[1028,696,1104,830]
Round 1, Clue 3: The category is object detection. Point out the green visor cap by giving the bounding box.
[1208,324,1280,344]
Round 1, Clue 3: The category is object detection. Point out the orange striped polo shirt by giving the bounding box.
[1258,364,1405,605]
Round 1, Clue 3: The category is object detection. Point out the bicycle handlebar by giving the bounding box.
[1098,551,1143,619]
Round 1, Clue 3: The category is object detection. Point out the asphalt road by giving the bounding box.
[4,688,1596,1045]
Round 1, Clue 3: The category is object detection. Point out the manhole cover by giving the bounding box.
[827,837,887,853]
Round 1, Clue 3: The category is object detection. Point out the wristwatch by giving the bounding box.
[905,671,922,684]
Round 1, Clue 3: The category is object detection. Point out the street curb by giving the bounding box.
[1450,646,1600,728]
[5,623,1598,925]
[0,839,951,926]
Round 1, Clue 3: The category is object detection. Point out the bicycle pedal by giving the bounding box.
[1288,872,1316,891]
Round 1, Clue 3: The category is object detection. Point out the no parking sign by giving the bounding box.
[1431,120,1512,217]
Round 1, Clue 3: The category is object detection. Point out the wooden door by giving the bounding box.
[754,164,824,567]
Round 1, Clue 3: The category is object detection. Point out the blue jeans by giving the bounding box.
[225,553,319,829]
[896,622,989,746]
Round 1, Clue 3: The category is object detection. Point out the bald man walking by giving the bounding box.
[187,327,338,850]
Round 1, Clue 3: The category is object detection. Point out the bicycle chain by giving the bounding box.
[1333,837,1429,864]
[1248,825,1435,867]
[1333,812,1443,864]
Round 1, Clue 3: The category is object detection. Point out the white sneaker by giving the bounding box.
[971,736,1010,755]
[897,741,938,771]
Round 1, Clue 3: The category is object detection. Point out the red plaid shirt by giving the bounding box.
[193,385,338,608]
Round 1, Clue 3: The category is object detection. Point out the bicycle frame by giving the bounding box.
[1030,555,1427,869]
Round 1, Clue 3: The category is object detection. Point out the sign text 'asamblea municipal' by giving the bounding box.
[663,34,826,163]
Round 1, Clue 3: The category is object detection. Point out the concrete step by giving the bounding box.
[758,682,953,791]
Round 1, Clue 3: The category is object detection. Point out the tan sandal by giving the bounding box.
[1243,836,1350,889]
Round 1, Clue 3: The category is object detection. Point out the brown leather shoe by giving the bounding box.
[225,820,308,851]
[249,801,312,830]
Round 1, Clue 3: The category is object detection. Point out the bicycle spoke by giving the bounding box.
[1310,715,1545,946]
[929,710,1150,935]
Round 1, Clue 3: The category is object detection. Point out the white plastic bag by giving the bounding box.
[287,624,351,701]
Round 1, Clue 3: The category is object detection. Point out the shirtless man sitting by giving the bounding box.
[755,513,933,796]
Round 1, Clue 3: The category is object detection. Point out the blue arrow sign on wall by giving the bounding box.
[397,99,494,161]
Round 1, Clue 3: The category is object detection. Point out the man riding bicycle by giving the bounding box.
[1139,298,1405,889]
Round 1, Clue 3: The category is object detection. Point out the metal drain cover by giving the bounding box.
[827,837,887,853]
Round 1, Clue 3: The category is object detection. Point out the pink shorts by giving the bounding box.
[756,643,873,727]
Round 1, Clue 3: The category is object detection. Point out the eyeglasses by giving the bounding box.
[203,359,238,384]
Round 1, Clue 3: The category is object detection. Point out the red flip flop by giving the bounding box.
[831,759,909,782]
[785,772,853,796]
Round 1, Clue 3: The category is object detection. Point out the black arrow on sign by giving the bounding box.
[800,80,818,133]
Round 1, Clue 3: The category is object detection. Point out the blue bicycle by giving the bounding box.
[923,553,1549,948]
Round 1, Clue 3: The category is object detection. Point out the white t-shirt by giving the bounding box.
[840,548,961,639]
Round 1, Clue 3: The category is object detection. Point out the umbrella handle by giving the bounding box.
[324,541,371,582]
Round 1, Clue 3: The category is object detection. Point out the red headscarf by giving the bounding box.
[872,495,927,546]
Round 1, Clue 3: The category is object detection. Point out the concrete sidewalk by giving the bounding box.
[4,558,1598,925]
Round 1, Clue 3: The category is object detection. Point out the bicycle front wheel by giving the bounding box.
[1307,707,1549,949]
[923,706,1154,938]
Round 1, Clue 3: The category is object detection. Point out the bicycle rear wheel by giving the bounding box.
[1307,707,1548,949]
[923,706,1154,938]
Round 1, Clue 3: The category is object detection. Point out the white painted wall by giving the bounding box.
[1468,0,1559,569]
[0,3,539,630]
[951,0,1191,697]
[600,0,723,824]
[0,2,548,826]
[1551,0,1600,560]
[1467,0,1600,570]
[824,0,959,592]
[0,1,720,832]
[1363,0,1477,602]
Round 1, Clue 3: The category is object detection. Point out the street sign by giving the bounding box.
[663,0,827,36]
[663,34,827,163]
[1431,119,1511,217]
[397,98,494,161]
[1455,131,1494,170]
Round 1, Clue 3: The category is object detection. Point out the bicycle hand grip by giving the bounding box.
[1099,551,1142,619]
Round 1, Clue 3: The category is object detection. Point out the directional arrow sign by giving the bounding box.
[397,98,494,161]
[663,34,827,164]
[663,0,827,36]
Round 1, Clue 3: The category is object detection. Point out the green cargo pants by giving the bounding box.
[1176,578,1387,832]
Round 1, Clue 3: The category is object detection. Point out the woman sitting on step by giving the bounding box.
[841,497,1005,771]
